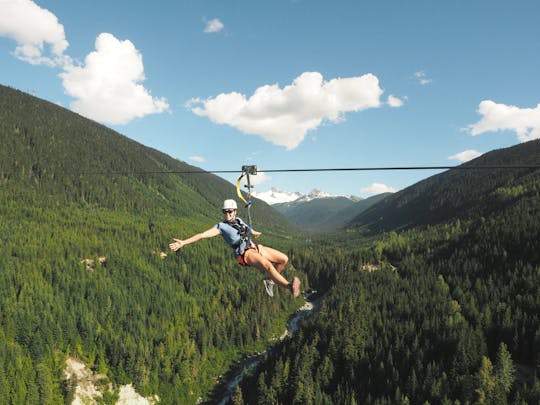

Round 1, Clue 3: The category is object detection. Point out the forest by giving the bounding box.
[1,84,539,404]
[0,85,303,403]
[237,168,540,404]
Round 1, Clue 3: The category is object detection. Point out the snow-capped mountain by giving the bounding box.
[253,188,345,205]
[253,187,387,231]
[295,188,336,202]
[252,188,304,205]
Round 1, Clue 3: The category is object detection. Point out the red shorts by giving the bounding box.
[237,243,261,266]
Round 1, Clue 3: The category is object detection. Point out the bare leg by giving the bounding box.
[258,245,288,273]
[244,249,289,288]
[245,245,300,297]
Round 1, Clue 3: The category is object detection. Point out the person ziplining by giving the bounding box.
[168,166,301,298]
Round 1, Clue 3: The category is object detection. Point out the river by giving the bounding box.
[203,292,324,405]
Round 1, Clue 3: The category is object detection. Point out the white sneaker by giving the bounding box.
[263,278,275,297]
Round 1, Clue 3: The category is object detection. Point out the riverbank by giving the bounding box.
[203,291,324,405]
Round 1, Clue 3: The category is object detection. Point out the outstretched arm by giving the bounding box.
[169,226,220,252]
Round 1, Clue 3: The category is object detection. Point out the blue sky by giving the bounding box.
[1,0,539,199]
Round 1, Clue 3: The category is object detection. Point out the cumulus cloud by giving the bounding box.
[204,18,224,33]
[189,156,205,163]
[0,0,69,66]
[467,100,540,143]
[448,149,482,163]
[60,33,169,125]
[188,72,391,149]
[414,71,432,85]
[249,171,271,186]
[387,95,404,107]
[1,1,168,125]
[361,182,397,195]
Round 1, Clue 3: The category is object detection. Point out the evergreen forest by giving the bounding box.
[0,85,302,403]
[236,144,540,404]
[1,84,539,404]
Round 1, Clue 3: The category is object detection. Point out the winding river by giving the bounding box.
[206,292,324,405]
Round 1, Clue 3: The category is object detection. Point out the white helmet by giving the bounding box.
[222,199,237,210]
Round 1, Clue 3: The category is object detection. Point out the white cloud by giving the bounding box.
[387,95,404,107]
[448,149,482,163]
[414,71,432,85]
[248,171,271,186]
[204,18,224,33]
[188,71,391,149]
[0,0,69,66]
[467,100,540,143]
[60,33,170,125]
[189,156,205,163]
[361,182,397,195]
[0,2,167,125]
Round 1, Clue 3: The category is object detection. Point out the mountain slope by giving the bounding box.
[0,84,300,403]
[274,196,357,230]
[275,193,389,231]
[236,141,540,404]
[349,140,540,232]
[321,192,390,230]
[0,84,291,234]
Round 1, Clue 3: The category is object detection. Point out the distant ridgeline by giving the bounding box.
[349,139,540,232]
[0,84,299,403]
[274,193,389,231]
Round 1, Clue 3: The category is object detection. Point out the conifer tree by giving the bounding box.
[231,384,244,405]
[476,356,495,404]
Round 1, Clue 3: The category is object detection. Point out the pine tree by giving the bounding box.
[231,384,244,405]
[495,343,515,394]
[36,362,55,404]
[491,342,515,404]
[475,356,495,404]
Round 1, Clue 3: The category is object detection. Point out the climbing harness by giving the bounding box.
[235,165,257,229]
[227,218,251,249]
[234,165,259,266]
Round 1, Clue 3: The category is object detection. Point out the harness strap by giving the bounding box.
[236,166,257,229]
[237,243,260,266]
[224,219,251,249]
[235,173,249,206]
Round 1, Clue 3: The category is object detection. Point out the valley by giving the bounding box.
[1,85,539,404]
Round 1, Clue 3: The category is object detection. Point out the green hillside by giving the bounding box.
[274,197,357,231]
[2,83,539,404]
[237,142,540,404]
[0,85,301,403]
[350,140,540,232]
[330,193,390,229]
[0,85,292,235]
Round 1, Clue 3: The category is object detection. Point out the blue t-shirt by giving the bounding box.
[215,217,253,257]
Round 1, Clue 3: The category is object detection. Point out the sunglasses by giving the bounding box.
[222,209,236,214]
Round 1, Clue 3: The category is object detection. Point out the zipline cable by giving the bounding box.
[3,165,540,178]
[242,165,540,173]
[66,164,540,176]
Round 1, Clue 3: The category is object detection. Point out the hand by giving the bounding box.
[169,238,184,251]
[252,230,262,238]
